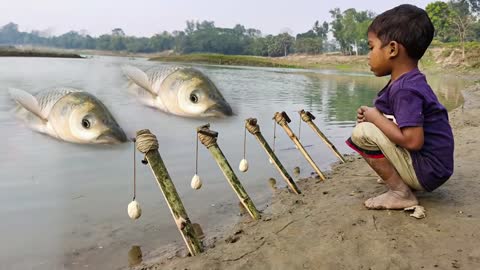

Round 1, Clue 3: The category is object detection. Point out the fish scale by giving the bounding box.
[146,66,183,88]
[34,87,81,116]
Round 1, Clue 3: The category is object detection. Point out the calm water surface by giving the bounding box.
[0,56,464,269]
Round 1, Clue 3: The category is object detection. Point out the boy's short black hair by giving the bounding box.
[368,4,434,60]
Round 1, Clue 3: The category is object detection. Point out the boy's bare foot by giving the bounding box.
[364,189,418,210]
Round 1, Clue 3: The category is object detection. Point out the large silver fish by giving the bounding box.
[8,87,127,144]
[122,65,233,118]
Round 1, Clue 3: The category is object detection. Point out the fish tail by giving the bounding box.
[121,65,155,95]
[8,87,47,121]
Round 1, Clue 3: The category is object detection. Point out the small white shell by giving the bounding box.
[191,174,202,190]
[128,200,142,220]
[239,159,249,172]
[404,205,426,219]
[268,158,274,164]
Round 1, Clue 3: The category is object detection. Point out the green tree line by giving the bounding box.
[1,1,479,57]
[427,0,480,58]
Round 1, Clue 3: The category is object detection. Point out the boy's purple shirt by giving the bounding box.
[374,67,454,191]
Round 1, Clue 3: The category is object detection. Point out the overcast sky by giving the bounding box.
[1,0,435,37]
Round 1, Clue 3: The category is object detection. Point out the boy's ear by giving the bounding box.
[387,41,399,58]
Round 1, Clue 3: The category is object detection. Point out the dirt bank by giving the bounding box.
[134,82,480,270]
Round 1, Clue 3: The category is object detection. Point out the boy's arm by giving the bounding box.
[361,106,424,151]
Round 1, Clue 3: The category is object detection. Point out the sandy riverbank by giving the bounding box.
[132,81,480,270]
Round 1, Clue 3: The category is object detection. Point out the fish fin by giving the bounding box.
[127,84,157,107]
[8,88,47,121]
[121,65,156,96]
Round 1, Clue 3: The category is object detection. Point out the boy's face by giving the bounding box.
[367,32,392,77]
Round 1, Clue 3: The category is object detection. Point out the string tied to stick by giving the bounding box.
[239,122,249,172]
[191,131,202,190]
[136,130,159,154]
[196,124,218,148]
[128,137,143,220]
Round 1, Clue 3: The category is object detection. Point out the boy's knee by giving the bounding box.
[351,122,376,144]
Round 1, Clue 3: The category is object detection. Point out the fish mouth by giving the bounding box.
[96,127,128,144]
[204,101,233,117]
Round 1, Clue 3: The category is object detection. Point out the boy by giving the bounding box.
[346,4,454,210]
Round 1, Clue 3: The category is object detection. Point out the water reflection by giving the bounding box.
[300,72,387,124]
[293,166,301,178]
[268,177,277,192]
[427,76,465,110]
[300,71,463,126]
[128,245,142,267]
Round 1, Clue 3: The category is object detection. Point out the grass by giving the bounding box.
[149,53,303,69]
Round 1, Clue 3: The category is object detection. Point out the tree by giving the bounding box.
[233,24,246,36]
[427,2,453,41]
[247,37,268,56]
[329,8,374,55]
[246,28,262,38]
[295,37,323,54]
[329,8,347,53]
[277,32,295,56]
[294,20,329,55]
[313,20,329,39]
[96,34,112,50]
[473,20,480,39]
[149,31,174,52]
[185,21,195,35]
[467,0,480,12]
[448,0,477,58]
[111,28,125,37]
[0,22,21,44]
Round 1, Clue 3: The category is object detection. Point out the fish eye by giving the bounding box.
[190,93,199,103]
[82,118,91,129]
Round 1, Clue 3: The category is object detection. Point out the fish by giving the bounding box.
[8,87,127,144]
[121,65,233,118]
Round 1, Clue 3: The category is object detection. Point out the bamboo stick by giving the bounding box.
[196,124,261,220]
[299,109,346,163]
[273,112,326,181]
[135,129,203,256]
[245,118,301,194]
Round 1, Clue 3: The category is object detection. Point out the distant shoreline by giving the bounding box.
[147,45,480,74]
[149,53,306,69]
[1,43,478,75]
[0,47,83,58]
[148,52,373,72]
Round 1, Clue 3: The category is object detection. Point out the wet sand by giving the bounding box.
[134,82,480,270]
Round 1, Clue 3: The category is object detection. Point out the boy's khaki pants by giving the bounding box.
[348,122,424,191]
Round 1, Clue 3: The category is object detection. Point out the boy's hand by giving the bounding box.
[360,106,382,123]
[356,107,366,123]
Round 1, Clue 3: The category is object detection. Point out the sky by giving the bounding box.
[1,0,436,37]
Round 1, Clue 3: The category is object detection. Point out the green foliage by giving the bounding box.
[295,37,323,54]
[443,0,480,58]
[0,19,326,56]
[294,21,329,54]
[329,8,374,55]
[178,21,248,55]
[427,2,453,41]
[0,3,478,58]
